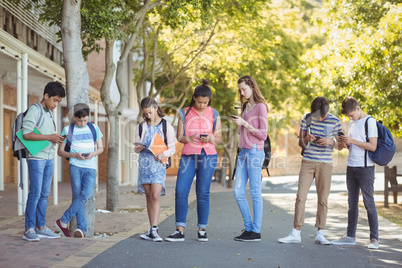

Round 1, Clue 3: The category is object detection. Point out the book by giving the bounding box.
[149,132,168,164]
[16,126,50,156]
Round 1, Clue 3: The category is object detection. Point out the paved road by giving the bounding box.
[84,175,402,268]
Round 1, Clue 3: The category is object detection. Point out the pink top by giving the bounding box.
[238,103,268,150]
[182,106,217,155]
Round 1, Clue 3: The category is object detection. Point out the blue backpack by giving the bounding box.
[365,117,396,166]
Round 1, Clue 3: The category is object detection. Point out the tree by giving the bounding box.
[300,0,402,135]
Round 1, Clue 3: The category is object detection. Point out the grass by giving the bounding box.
[375,202,402,227]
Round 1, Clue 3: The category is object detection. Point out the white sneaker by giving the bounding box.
[368,239,379,249]
[331,235,356,245]
[278,228,301,244]
[140,226,163,242]
[315,230,330,245]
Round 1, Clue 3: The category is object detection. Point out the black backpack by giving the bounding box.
[232,103,271,180]
[138,118,171,169]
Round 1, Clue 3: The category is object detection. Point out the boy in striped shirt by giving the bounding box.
[55,103,104,238]
[278,97,342,245]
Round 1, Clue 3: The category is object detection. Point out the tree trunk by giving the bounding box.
[61,0,94,236]
[106,114,120,211]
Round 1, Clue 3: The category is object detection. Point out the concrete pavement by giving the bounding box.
[0,174,401,267]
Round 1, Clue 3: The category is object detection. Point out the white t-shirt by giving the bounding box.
[347,116,378,167]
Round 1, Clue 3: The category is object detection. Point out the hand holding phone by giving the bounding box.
[338,131,345,136]
[200,134,208,138]
[230,115,238,119]
[81,152,90,157]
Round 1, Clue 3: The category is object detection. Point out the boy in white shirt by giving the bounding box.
[331,97,379,249]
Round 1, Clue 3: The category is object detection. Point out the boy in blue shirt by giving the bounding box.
[55,103,104,238]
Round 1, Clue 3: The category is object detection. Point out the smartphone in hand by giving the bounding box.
[200,134,208,138]
[230,115,238,119]
[81,152,90,156]
[338,131,345,136]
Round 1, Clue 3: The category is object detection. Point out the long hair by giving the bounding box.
[237,75,269,112]
[140,97,165,122]
[186,79,212,115]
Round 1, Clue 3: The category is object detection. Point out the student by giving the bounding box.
[22,81,65,242]
[331,97,379,249]
[166,79,222,242]
[55,103,104,238]
[135,97,176,242]
[230,75,268,242]
[278,97,342,245]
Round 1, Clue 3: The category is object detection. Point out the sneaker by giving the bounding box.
[140,228,152,240]
[165,229,185,242]
[278,229,301,244]
[368,239,379,249]
[234,230,252,241]
[149,226,163,242]
[22,228,40,242]
[55,219,71,237]
[198,230,208,242]
[73,229,85,238]
[315,230,330,245]
[35,226,61,239]
[240,231,261,242]
[331,235,356,245]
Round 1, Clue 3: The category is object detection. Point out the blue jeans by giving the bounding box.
[61,165,96,234]
[175,149,218,229]
[234,145,265,233]
[346,166,378,240]
[25,159,54,229]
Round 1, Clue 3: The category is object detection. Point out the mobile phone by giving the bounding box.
[62,134,70,138]
[134,142,145,147]
[338,131,345,136]
[81,153,90,156]
[314,136,321,141]
[200,134,208,138]
[230,115,238,119]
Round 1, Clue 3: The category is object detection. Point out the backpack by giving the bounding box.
[64,122,97,160]
[364,117,396,166]
[300,112,312,156]
[139,118,171,169]
[232,103,271,180]
[12,103,48,160]
[179,106,219,135]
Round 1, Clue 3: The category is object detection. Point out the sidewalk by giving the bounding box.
[0,174,401,267]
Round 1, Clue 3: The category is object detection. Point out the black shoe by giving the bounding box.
[198,230,208,242]
[240,231,261,242]
[165,229,185,242]
[234,230,252,241]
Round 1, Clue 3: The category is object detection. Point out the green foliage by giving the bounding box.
[300,0,402,136]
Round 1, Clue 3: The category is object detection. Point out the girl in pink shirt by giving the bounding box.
[166,80,222,242]
[231,75,268,242]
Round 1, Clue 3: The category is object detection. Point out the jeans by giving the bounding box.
[25,159,54,229]
[234,145,265,233]
[61,165,96,234]
[175,149,218,229]
[346,166,378,240]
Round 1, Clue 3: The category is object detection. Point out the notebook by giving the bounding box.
[16,126,50,156]
[149,132,168,164]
